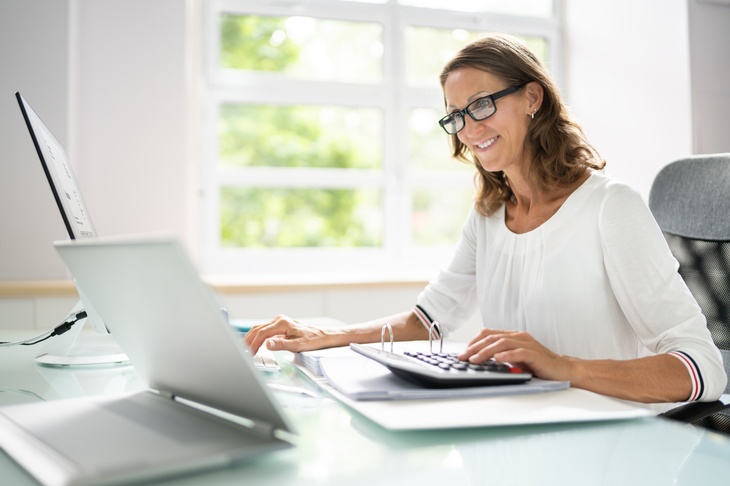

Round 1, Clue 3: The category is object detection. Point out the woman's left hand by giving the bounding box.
[458,329,574,382]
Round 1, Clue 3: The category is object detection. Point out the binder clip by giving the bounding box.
[428,321,444,354]
[380,322,394,352]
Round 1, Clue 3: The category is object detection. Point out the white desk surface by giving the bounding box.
[1,330,730,485]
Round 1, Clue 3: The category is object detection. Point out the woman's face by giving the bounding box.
[443,67,531,175]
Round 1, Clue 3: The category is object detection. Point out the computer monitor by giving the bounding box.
[15,93,95,241]
[16,92,126,366]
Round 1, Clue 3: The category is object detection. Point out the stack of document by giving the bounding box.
[293,346,355,379]
[292,341,654,430]
[295,341,569,401]
[293,352,324,377]
[320,355,568,400]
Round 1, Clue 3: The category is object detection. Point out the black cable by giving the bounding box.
[0,310,88,347]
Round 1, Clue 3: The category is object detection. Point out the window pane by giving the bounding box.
[408,107,472,171]
[221,187,382,248]
[220,14,383,83]
[405,27,549,87]
[219,104,382,169]
[398,0,554,18]
[412,188,474,246]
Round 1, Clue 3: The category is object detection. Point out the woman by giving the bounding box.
[245,34,726,404]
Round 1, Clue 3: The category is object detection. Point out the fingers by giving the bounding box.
[494,346,570,382]
[490,347,537,373]
[459,330,570,381]
[460,329,527,362]
[243,314,299,355]
[465,328,495,347]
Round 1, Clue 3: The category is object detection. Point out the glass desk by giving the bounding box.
[1,332,729,486]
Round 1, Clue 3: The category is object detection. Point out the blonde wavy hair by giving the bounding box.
[440,33,605,216]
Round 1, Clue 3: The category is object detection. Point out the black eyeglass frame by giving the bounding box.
[438,83,527,135]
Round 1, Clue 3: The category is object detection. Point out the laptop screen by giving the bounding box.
[15,92,96,240]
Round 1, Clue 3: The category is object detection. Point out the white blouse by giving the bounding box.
[416,172,726,401]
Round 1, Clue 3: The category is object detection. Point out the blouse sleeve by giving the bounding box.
[599,182,727,401]
[414,207,480,337]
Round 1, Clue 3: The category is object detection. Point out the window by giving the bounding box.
[202,0,560,278]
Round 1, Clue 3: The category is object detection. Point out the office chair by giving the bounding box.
[648,153,730,436]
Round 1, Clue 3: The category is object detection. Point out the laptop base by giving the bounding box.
[0,390,292,486]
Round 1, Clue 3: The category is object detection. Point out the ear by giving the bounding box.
[525,81,544,115]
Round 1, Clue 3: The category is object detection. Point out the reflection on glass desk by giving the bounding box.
[1,332,730,485]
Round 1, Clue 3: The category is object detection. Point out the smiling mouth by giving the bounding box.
[476,136,498,149]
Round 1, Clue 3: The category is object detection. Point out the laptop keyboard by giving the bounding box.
[252,347,280,372]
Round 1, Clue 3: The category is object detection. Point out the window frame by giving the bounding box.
[201,0,562,278]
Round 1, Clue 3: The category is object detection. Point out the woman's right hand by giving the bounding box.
[243,314,331,355]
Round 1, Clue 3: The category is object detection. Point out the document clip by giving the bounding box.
[381,322,394,352]
[428,321,444,354]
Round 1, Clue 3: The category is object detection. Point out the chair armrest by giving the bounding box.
[660,394,730,423]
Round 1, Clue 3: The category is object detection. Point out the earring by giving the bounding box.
[530,109,537,119]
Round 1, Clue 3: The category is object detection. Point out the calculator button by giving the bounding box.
[406,351,517,375]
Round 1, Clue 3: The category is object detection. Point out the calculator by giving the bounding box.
[350,343,532,388]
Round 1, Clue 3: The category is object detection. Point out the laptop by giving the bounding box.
[0,237,295,486]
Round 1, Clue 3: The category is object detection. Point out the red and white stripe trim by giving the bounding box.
[669,351,704,402]
[412,305,441,340]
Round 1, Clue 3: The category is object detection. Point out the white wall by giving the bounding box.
[0,0,72,279]
[0,0,193,282]
[72,0,193,248]
[563,0,693,199]
[688,0,730,153]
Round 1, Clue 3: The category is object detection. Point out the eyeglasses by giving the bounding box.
[438,84,526,135]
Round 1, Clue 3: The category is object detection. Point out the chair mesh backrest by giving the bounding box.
[663,235,730,393]
[648,154,730,394]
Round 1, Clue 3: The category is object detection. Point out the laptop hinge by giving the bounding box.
[154,389,176,400]
[150,392,286,441]
[248,420,275,438]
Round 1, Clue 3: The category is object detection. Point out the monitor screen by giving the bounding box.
[16,92,95,240]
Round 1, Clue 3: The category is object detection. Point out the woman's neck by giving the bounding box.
[503,169,591,234]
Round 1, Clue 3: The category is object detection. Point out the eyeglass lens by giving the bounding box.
[440,96,496,135]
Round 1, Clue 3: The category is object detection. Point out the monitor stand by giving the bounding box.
[35,348,129,367]
[33,301,129,368]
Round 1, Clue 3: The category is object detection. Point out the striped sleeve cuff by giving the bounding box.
[669,351,705,401]
[412,305,441,340]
